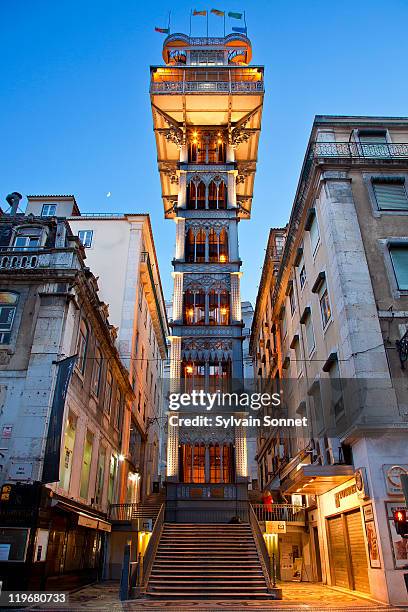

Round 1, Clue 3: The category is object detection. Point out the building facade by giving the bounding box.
[0,201,134,590]
[251,116,408,605]
[150,32,264,520]
[25,197,169,504]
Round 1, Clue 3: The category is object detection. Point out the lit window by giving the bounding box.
[0,292,18,344]
[184,289,206,325]
[389,245,408,290]
[76,319,88,374]
[79,430,94,499]
[95,446,106,505]
[319,283,332,328]
[108,454,118,503]
[208,289,230,325]
[78,230,93,248]
[41,204,57,217]
[115,389,123,430]
[59,413,76,491]
[309,215,320,254]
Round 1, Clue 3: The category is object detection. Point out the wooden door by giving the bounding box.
[327,515,349,588]
[346,510,370,593]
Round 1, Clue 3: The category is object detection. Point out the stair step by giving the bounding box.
[149,576,265,582]
[148,585,268,591]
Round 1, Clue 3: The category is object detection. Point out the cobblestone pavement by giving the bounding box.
[26,581,407,612]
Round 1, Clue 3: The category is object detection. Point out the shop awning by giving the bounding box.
[51,499,112,532]
[281,464,354,495]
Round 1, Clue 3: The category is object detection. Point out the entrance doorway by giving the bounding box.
[311,526,322,582]
[327,509,369,593]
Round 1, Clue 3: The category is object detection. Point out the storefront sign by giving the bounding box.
[42,355,76,484]
[97,521,112,533]
[364,520,381,568]
[355,467,369,500]
[78,515,98,529]
[0,484,12,502]
[9,461,33,481]
[383,465,408,496]
[265,520,286,534]
[334,483,356,508]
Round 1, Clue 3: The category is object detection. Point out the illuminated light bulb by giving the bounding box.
[218,139,223,144]
[220,254,227,262]
[193,131,198,138]
[221,307,227,316]
[119,454,125,462]
[186,365,193,374]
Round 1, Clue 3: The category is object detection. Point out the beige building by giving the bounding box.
[251,116,408,605]
[25,197,169,503]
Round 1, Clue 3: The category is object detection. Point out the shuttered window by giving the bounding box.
[389,245,408,290]
[373,180,408,210]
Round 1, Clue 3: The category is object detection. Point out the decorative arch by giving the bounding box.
[187,177,205,209]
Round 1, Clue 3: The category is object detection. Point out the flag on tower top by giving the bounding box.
[211,9,225,16]
[232,26,247,34]
[155,26,169,33]
[193,9,207,16]
[228,11,243,19]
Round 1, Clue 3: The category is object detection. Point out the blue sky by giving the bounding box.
[1,0,408,304]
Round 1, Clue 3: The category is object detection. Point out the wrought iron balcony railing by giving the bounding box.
[252,503,306,524]
[312,141,408,159]
[151,67,264,95]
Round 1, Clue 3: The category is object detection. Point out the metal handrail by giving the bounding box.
[252,503,306,523]
[108,502,139,521]
[312,141,408,158]
[249,503,272,592]
[137,502,165,593]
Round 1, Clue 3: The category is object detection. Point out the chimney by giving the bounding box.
[6,192,22,216]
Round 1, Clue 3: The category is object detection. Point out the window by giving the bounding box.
[108,454,118,503]
[78,230,93,248]
[208,180,226,210]
[95,446,106,505]
[115,389,123,430]
[141,346,145,373]
[92,347,102,396]
[105,369,113,416]
[187,180,206,209]
[41,203,57,217]
[389,245,408,290]
[184,289,206,325]
[209,228,229,263]
[138,390,142,413]
[289,286,296,315]
[76,319,89,375]
[299,264,306,289]
[0,292,18,344]
[305,314,315,355]
[59,413,76,491]
[309,215,320,254]
[319,282,332,328]
[185,229,206,263]
[294,339,302,377]
[79,430,94,499]
[372,179,408,211]
[280,309,287,340]
[358,129,389,157]
[13,227,42,250]
[138,284,143,310]
[208,289,230,325]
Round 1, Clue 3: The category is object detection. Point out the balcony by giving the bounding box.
[0,247,76,271]
[150,67,264,95]
[312,141,408,160]
[252,503,306,525]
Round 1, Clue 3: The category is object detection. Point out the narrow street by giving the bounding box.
[28,581,405,611]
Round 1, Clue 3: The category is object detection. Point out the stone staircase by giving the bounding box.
[131,492,164,525]
[147,522,271,599]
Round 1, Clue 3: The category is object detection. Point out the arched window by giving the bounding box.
[195,229,206,262]
[187,180,206,209]
[208,358,231,391]
[185,229,195,262]
[193,443,205,483]
[77,319,89,374]
[209,228,229,263]
[0,291,19,345]
[208,289,230,325]
[209,443,221,483]
[208,180,226,210]
[183,289,205,325]
[222,444,234,483]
